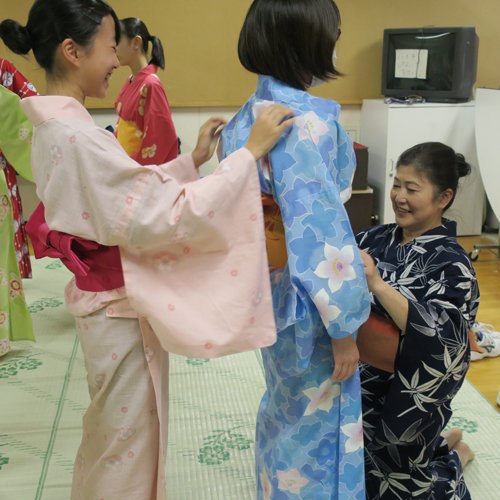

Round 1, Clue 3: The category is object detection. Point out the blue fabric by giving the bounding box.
[222,76,370,499]
[357,220,479,499]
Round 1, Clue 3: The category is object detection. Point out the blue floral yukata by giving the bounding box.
[357,221,480,499]
[222,76,370,499]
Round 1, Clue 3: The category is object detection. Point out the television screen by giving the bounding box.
[381,27,478,103]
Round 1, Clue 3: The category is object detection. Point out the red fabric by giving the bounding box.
[114,64,178,165]
[1,58,38,278]
[26,203,124,292]
[356,312,400,373]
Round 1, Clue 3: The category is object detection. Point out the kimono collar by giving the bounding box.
[395,218,457,244]
[255,75,340,119]
[129,64,158,83]
[20,95,93,127]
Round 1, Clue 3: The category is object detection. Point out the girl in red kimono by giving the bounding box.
[114,18,178,165]
[0,58,37,278]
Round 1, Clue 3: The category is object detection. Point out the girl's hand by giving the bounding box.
[331,335,359,381]
[245,104,294,160]
[360,250,384,292]
[192,117,227,168]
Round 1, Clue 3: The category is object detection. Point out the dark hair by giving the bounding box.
[0,0,120,73]
[120,17,165,70]
[397,142,471,211]
[238,0,342,90]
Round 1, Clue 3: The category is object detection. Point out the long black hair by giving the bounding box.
[120,17,165,70]
[0,0,120,73]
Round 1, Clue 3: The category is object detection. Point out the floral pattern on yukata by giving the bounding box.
[357,220,480,499]
[0,58,37,280]
[222,75,370,499]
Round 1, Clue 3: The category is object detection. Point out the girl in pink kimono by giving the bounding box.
[0,1,293,499]
[114,18,179,164]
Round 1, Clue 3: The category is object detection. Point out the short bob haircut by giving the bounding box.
[238,0,342,90]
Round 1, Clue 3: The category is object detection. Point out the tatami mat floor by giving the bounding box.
[1,257,499,499]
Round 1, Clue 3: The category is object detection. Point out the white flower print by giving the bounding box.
[50,144,63,166]
[18,127,30,141]
[260,470,272,500]
[2,71,13,88]
[341,415,363,453]
[277,468,309,494]
[295,111,329,145]
[303,377,340,416]
[315,244,356,292]
[313,289,341,323]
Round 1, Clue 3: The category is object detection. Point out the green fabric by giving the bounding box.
[0,85,33,181]
[0,86,34,353]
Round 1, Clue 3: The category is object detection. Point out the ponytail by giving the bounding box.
[149,35,165,70]
[120,17,165,70]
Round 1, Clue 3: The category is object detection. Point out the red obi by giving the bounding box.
[26,203,124,292]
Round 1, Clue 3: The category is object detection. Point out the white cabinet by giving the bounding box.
[360,99,485,235]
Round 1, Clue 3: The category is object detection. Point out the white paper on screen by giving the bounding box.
[394,49,428,79]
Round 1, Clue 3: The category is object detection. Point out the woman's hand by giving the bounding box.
[360,250,384,292]
[331,335,360,381]
[360,249,409,331]
[192,117,227,168]
[245,104,294,160]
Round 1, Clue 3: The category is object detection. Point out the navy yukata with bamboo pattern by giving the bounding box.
[357,220,480,499]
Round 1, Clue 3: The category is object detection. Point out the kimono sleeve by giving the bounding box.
[383,255,479,424]
[270,117,371,339]
[37,120,259,253]
[12,68,38,98]
[131,77,178,165]
[0,85,33,181]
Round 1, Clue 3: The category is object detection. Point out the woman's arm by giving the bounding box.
[360,250,409,331]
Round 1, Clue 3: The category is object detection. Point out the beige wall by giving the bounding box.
[2,0,499,107]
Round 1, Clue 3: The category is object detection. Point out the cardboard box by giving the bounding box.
[345,188,373,234]
[353,142,368,190]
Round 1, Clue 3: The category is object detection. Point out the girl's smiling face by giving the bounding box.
[77,15,120,99]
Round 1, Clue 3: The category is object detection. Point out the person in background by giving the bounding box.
[0,85,34,356]
[114,17,178,164]
[357,142,479,499]
[0,58,37,279]
[221,1,370,498]
[0,0,293,498]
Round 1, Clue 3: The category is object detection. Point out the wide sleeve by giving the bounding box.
[270,115,371,339]
[31,118,278,357]
[0,86,33,181]
[32,119,257,251]
[380,254,479,427]
[11,67,38,98]
[131,78,178,165]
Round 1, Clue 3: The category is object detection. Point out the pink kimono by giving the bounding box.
[21,95,275,499]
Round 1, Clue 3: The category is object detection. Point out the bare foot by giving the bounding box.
[442,427,463,450]
[453,441,475,467]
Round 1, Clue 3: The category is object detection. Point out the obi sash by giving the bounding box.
[26,203,124,292]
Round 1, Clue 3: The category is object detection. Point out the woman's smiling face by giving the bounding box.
[391,164,451,238]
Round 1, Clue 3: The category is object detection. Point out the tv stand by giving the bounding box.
[360,99,485,236]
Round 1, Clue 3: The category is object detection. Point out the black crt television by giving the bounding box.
[381,27,479,103]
